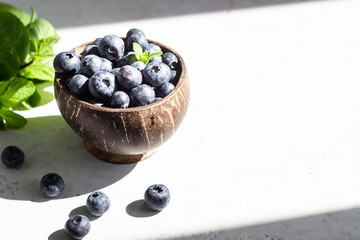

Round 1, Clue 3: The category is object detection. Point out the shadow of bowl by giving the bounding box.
[0,116,136,202]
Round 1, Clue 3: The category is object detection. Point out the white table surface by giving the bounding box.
[2,0,360,239]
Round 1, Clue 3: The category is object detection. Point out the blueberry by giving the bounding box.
[53,52,81,76]
[130,84,155,106]
[116,65,142,89]
[116,51,137,68]
[40,173,65,198]
[69,74,89,97]
[162,52,178,70]
[65,215,90,240]
[144,184,170,211]
[147,43,161,53]
[126,31,148,52]
[82,44,100,57]
[98,34,125,61]
[147,43,162,63]
[94,37,102,46]
[80,54,112,77]
[110,91,130,108]
[110,67,121,75]
[86,191,111,217]
[170,70,177,83]
[152,97,163,103]
[143,62,171,87]
[131,61,146,72]
[88,71,116,101]
[126,28,146,39]
[1,146,24,168]
[155,82,175,98]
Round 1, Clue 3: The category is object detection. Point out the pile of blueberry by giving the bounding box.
[1,145,171,239]
[53,28,179,108]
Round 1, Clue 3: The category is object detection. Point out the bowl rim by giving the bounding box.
[55,38,187,113]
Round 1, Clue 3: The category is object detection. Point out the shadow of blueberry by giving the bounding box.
[126,199,160,218]
[48,229,71,240]
[69,205,100,221]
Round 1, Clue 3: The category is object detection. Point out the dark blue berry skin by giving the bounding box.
[170,70,177,82]
[40,173,65,198]
[1,146,24,168]
[130,84,155,106]
[131,61,146,72]
[86,191,111,217]
[80,54,112,77]
[65,215,90,240]
[116,65,142,89]
[162,52,178,70]
[144,184,170,211]
[98,34,125,61]
[143,62,171,87]
[94,37,102,46]
[88,71,116,101]
[110,67,121,75]
[69,74,89,98]
[147,43,162,63]
[155,82,175,98]
[126,33,148,52]
[152,97,163,103]
[147,43,161,53]
[116,51,137,68]
[110,91,130,108]
[126,28,145,39]
[53,52,81,76]
[82,44,100,57]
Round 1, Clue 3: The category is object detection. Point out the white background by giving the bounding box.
[2,0,360,239]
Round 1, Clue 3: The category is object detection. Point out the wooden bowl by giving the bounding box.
[54,39,190,164]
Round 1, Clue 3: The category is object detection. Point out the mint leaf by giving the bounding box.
[133,42,143,60]
[0,3,31,25]
[141,50,149,62]
[28,17,59,55]
[0,12,30,80]
[148,50,163,60]
[133,42,163,64]
[0,108,27,129]
[24,81,54,108]
[30,7,37,24]
[147,50,163,64]
[19,56,55,81]
[0,77,35,108]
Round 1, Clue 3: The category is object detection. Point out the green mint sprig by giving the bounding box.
[0,3,59,130]
[133,42,162,65]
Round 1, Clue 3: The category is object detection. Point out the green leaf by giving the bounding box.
[0,108,27,129]
[0,77,35,108]
[21,81,54,109]
[28,17,59,55]
[133,42,143,60]
[148,50,163,61]
[19,56,55,81]
[0,3,31,25]
[0,12,30,80]
[30,7,37,24]
[142,50,149,59]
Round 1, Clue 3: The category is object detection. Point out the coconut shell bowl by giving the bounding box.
[54,39,190,164]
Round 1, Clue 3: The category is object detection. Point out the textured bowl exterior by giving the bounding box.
[54,39,190,162]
